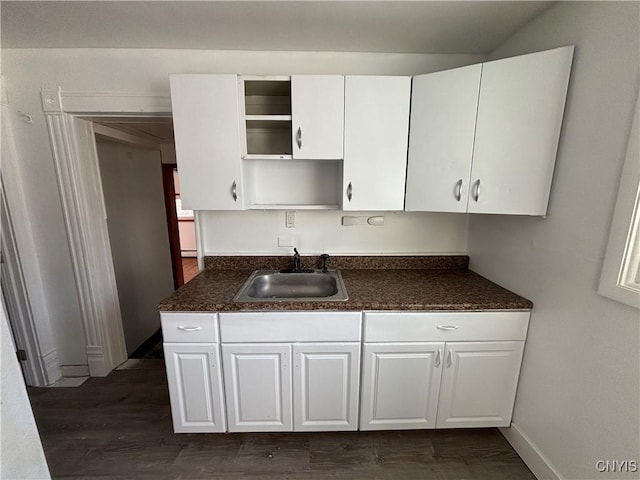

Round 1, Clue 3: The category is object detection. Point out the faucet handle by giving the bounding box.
[320,254,330,273]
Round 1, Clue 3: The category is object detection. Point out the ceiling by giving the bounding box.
[1,1,553,54]
[90,116,175,144]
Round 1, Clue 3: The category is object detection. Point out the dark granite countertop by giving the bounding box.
[158,256,532,312]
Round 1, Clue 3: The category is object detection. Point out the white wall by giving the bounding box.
[202,210,468,255]
[0,299,50,479]
[1,48,482,365]
[97,141,174,355]
[468,3,639,479]
[1,94,67,376]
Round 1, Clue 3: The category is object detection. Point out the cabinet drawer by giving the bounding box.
[219,311,362,343]
[363,311,529,342]
[161,312,219,343]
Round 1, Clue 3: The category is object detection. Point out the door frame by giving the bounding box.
[1,178,51,386]
[161,164,184,289]
[41,87,173,376]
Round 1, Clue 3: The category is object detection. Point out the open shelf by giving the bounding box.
[242,77,293,157]
[243,159,342,209]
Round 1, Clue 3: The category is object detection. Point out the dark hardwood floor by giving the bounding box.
[28,362,535,480]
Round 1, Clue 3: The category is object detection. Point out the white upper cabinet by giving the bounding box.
[405,46,573,216]
[170,74,243,210]
[343,76,411,211]
[405,65,482,213]
[291,75,344,160]
[469,46,574,215]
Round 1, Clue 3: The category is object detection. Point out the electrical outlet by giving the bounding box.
[285,211,296,228]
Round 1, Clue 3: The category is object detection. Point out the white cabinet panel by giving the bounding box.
[163,343,226,433]
[291,75,344,160]
[469,46,573,215]
[219,311,361,343]
[343,76,411,211]
[293,343,360,431]
[160,312,218,343]
[360,343,443,430]
[222,343,292,432]
[363,311,530,343]
[405,65,482,212]
[170,74,243,210]
[436,341,525,428]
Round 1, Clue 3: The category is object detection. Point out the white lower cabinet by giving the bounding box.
[161,312,226,433]
[360,312,529,430]
[219,311,363,432]
[222,343,292,432]
[162,310,529,433]
[222,342,361,432]
[360,343,443,430]
[293,343,360,431]
[163,343,226,433]
[436,341,525,428]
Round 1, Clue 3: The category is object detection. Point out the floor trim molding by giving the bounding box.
[499,423,563,480]
[60,365,91,378]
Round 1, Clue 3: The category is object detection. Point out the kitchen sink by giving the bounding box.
[234,269,349,302]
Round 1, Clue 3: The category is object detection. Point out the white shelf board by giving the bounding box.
[246,115,292,122]
[243,154,293,160]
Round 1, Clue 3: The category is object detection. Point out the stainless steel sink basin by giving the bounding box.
[234,270,349,302]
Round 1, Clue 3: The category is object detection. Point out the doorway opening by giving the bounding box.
[90,117,198,361]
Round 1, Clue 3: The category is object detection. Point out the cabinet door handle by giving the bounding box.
[347,182,353,202]
[296,127,302,149]
[436,325,458,331]
[454,179,463,202]
[231,181,238,202]
[472,179,481,202]
[178,325,201,332]
[446,350,453,368]
[435,349,441,368]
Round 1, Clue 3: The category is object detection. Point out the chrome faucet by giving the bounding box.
[292,248,301,272]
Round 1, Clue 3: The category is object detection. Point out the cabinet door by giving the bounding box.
[437,341,525,428]
[469,46,573,215]
[163,343,226,433]
[222,343,292,432]
[291,75,344,160]
[343,76,411,211]
[170,74,243,210]
[292,343,360,431]
[405,65,482,212]
[360,343,444,430]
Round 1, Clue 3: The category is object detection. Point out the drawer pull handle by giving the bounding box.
[437,325,458,331]
[178,325,201,332]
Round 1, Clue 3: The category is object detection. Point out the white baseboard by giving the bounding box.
[500,423,564,480]
[59,364,90,377]
[41,348,61,385]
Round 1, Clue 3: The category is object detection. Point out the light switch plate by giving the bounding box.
[285,211,296,228]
